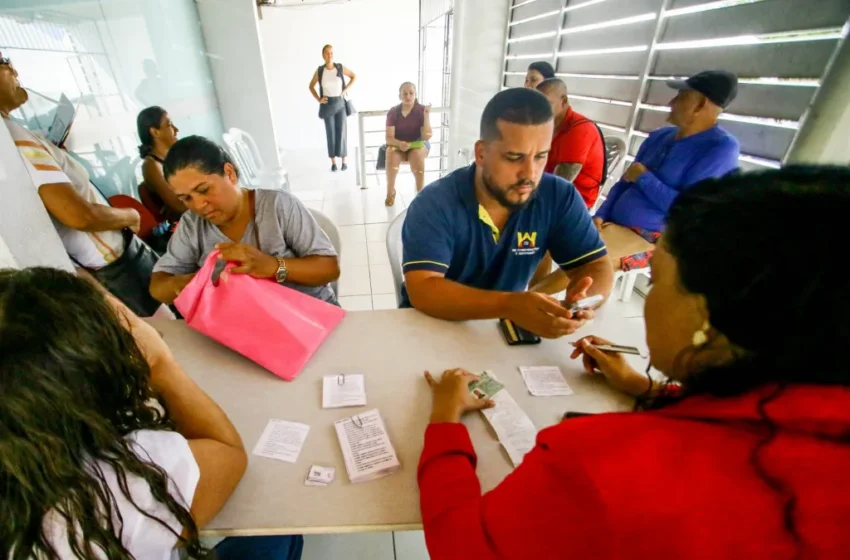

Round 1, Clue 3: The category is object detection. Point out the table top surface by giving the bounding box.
[151,307,646,537]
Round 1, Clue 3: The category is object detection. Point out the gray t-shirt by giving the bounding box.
[154,189,337,302]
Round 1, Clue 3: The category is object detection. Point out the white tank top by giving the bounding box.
[321,65,344,97]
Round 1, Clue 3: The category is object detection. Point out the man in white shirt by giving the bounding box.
[0,53,167,316]
[0,54,139,268]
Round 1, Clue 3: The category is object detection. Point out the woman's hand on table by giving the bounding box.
[570,335,650,397]
[425,368,495,424]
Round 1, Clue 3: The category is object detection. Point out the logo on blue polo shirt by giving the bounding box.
[513,231,540,256]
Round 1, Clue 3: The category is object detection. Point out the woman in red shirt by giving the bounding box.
[418,166,850,560]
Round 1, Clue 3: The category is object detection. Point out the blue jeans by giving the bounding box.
[214,535,303,560]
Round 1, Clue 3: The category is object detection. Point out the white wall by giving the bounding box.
[0,123,73,271]
[448,0,509,169]
[197,0,281,167]
[259,0,420,154]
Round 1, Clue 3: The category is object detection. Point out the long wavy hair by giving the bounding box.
[648,165,850,556]
[0,268,204,559]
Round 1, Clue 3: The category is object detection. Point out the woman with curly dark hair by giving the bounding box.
[0,268,302,559]
[418,166,850,559]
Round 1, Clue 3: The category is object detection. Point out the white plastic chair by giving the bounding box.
[308,208,341,298]
[386,209,407,308]
[613,268,651,302]
[222,127,290,192]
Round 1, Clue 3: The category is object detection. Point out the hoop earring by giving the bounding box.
[692,320,711,348]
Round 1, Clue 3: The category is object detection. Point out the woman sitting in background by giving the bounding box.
[385,82,432,206]
[0,267,303,559]
[149,135,339,305]
[137,106,185,222]
[418,167,850,559]
[523,60,555,89]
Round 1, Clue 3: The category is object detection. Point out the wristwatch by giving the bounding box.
[274,257,288,283]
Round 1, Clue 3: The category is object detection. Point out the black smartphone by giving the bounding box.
[499,318,542,346]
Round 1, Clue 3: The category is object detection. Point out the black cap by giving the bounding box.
[666,70,738,109]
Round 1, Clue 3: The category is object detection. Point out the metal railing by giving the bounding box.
[356,106,450,189]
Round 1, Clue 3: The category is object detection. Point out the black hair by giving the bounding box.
[0,268,205,558]
[652,166,850,556]
[163,135,240,181]
[480,88,553,142]
[136,106,166,159]
[537,77,567,96]
[527,61,555,80]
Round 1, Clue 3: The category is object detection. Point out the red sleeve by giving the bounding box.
[552,122,596,169]
[386,107,398,127]
[418,423,612,560]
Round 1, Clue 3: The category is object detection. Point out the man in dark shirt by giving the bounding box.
[401,88,612,339]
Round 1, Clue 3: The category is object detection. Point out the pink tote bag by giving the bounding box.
[174,251,345,381]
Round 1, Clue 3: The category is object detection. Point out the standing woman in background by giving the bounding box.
[309,44,357,172]
[137,106,186,222]
[385,81,432,206]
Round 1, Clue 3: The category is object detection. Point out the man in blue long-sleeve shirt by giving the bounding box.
[595,70,740,271]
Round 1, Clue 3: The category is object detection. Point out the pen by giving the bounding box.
[571,341,644,356]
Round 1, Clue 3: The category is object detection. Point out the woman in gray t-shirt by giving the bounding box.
[149,135,339,304]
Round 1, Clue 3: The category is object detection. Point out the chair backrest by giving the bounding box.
[386,209,406,308]
[108,194,158,240]
[222,131,259,183]
[604,137,626,182]
[308,208,341,297]
[229,127,264,174]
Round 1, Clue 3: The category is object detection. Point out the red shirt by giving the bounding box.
[418,384,850,559]
[545,107,604,208]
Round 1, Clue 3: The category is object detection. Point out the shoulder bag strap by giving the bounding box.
[336,63,346,90]
[248,189,261,252]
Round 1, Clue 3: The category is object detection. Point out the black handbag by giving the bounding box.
[344,96,356,117]
[77,229,162,317]
[376,144,388,170]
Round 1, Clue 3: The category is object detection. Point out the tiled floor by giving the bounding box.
[282,150,647,559]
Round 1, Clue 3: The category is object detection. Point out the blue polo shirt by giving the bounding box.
[400,165,607,307]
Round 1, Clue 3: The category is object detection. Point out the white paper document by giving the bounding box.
[252,419,310,464]
[334,409,401,483]
[481,389,538,467]
[519,366,574,397]
[323,374,367,409]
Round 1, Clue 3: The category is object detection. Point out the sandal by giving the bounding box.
[385,190,396,207]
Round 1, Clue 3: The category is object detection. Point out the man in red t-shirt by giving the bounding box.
[537,78,603,209]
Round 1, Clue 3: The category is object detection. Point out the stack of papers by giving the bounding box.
[304,465,336,487]
[334,409,401,483]
[252,419,310,464]
[519,366,574,396]
[474,370,538,467]
[323,374,367,409]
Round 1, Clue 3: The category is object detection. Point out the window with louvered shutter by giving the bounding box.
[502,0,850,171]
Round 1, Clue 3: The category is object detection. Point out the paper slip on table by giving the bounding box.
[149,307,644,537]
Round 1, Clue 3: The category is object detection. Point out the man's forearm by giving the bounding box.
[150,271,195,304]
[530,268,568,295]
[81,205,137,233]
[408,276,514,321]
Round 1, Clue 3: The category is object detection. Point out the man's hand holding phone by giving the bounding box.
[504,291,585,339]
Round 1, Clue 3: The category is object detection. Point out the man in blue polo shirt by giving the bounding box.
[401,88,612,339]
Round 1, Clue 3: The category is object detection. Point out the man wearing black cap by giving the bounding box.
[593,70,740,272]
